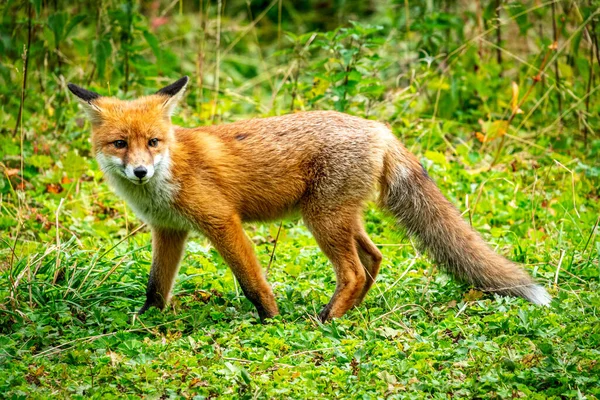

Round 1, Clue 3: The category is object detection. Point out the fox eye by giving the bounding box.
[113,140,127,149]
[148,138,159,147]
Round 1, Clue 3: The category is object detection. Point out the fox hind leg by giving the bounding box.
[303,207,366,321]
[354,224,382,306]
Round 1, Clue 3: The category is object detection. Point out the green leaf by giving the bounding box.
[424,150,448,167]
[347,69,361,82]
[571,29,583,58]
[64,14,86,40]
[31,0,42,16]
[94,37,112,79]
[47,12,67,43]
[284,262,302,278]
[63,151,88,179]
[240,368,252,385]
[504,2,532,35]
[28,154,53,169]
[143,30,160,59]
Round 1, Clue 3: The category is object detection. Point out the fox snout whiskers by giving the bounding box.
[97,152,162,185]
[134,166,148,178]
[125,164,155,184]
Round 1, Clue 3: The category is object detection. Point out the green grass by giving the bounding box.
[1,1,600,398]
[2,130,599,398]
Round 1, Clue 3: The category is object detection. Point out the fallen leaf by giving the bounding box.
[510,81,524,114]
[475,132,493,143]
[463,289,484,302]
[107,351,122,367]
[489,120,509,138]
[46,183,63,194]
[190,378,209,388]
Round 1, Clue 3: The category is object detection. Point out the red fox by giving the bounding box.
[68,76,550,321]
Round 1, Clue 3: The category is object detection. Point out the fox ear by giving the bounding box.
[156,76,189,117]
[67,83,103,125]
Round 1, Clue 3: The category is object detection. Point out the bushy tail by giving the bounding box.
[380,142,550,305]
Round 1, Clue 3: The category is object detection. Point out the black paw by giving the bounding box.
[137,302,152,315]
[318,305,332,322]
[257,309,278,324]
[138,298,164,315]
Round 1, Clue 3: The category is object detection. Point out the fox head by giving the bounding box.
[68,77,188,185]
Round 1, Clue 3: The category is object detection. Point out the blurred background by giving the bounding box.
[2,0,599,134]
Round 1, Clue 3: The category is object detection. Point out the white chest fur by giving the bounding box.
[97,151,192,231]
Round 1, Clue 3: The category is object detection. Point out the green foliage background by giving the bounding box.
[1,0,599,398]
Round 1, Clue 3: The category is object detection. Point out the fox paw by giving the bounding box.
[138,298,165,315]
[318,305,332,322]
[137,303,151,315]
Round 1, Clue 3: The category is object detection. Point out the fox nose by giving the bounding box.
[133,166,148,179]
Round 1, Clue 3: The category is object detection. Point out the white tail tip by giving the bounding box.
[525,285,552,306]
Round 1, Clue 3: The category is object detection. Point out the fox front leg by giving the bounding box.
[199,214,279,322]
[138,228,188,314]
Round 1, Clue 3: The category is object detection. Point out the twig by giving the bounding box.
[159,0,179,17]
[404,0,410,35]
[245,3,275,94]
[277,0,282,47]
[33,316,190,359]
[489,47,552,169]
[13,2,32,137]
[439,1,555,78]
[551,1,563,121]
[581,216,600,257]
[495,0,502,74]
[216,0,279,69]
[290,60,300,111]
[265,222,283,277]
[419,265,436,304]
[455,302,469,318]
[584,220,600,270]
[52,198,65,284]
[196,0,205,115]
[370,303,431,323]
[211,0,222,123]
[592,15,600,67]
[27,254,32,307]
[542,83,600,134]
[531,173,538,233]
[94,223,146,264]
[554,249,566,288]
[466,194,473,227]
[552,159,581,219]
[541,8,600,76]
[426,75,444,152]
[481,283,549,293]
[572,0,597,146]
[122,0,133,94]
[93,255,127,288]
[386,318,416,339]
[275,347,337,360]
[269,33,317,111]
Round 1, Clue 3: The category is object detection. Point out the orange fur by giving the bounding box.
[139,228,188,313]
[69,77,550,322]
